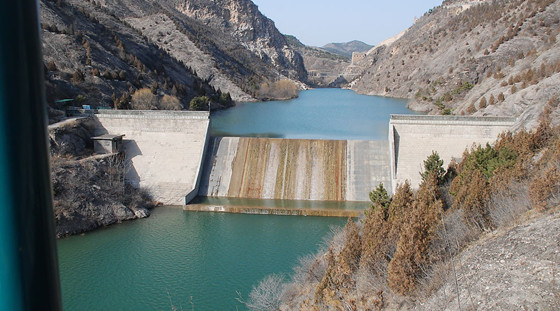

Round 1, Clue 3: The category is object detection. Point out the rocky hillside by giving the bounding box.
[285,35,351,87]
[49,117,154,237]
[350,0,560,130]
[40,0,307,118]
[322,40,374,58]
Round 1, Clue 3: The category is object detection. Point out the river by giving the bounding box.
[57,89,417,310]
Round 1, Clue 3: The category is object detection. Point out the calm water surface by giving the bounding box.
[210,88,416,140]
[58,207,346,310]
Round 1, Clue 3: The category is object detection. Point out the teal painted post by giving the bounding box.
[0,1,62,310]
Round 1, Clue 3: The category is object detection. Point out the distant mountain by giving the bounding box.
[285,35,351,87]
[321,40,374,58]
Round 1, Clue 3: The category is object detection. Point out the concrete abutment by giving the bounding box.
[389,115,516,192]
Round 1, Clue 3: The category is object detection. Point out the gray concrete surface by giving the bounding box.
[389,115,517,191]
[94,110,209,205]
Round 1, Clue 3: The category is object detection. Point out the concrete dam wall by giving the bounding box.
[93,110,209,205]
[87,111,518,207]
[389,115,517,191]
[199,137,391,202]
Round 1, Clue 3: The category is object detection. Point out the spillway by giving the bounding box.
[199,137,392,202]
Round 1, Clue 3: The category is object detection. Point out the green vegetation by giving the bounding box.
[369,183,391,210]
[189,96,210,111]
[420,151,445,185]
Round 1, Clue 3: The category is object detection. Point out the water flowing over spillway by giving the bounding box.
[200,137,392,201]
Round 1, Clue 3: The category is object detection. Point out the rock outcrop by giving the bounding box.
[350,0,560,129]
[174,0,307,82]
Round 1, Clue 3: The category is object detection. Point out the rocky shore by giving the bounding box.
[49,117,154,238]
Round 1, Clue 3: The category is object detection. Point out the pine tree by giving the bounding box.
[420,151,446,185]
[369,183,391,210]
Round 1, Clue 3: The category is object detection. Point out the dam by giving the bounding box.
[88,109,517,209]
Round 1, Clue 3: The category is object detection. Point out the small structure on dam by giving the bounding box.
[92,134,125,154]
[389,115,517,192]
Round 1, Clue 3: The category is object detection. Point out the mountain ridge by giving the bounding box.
[349,0,560,130]
[322,40,374,58]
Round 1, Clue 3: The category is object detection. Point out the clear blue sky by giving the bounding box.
[251,0,443,46]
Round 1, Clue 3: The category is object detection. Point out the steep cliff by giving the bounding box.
[350,0,560,129]
[174,0,307,82]
[40,0,307,114]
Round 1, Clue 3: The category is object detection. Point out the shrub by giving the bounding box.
[488,94,496,105]
[189,96,210,111]
[387,174,442,295]
[130,88,157,110]
[451,142,518,230]
[218,92,233,106]
[46,61,57,71]
[257,79,298,100]
[71,69,85,83]
[159,95,182,110]
[118,70,126,81]
[529,166,560,211]
[498,92,505,102]
[511,84,517,94]
[246,274,285,311]
[466,102,477,114]
[479,96,487,109]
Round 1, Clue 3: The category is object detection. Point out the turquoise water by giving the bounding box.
[57,207,346,310]
[210,88,415,140]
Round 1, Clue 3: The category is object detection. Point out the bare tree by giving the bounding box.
[243,274,285,311]
[159,94,182,110]
[131,88,157,110]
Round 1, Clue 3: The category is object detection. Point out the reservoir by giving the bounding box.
[210,88,413,140]
[57,89,417,310]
